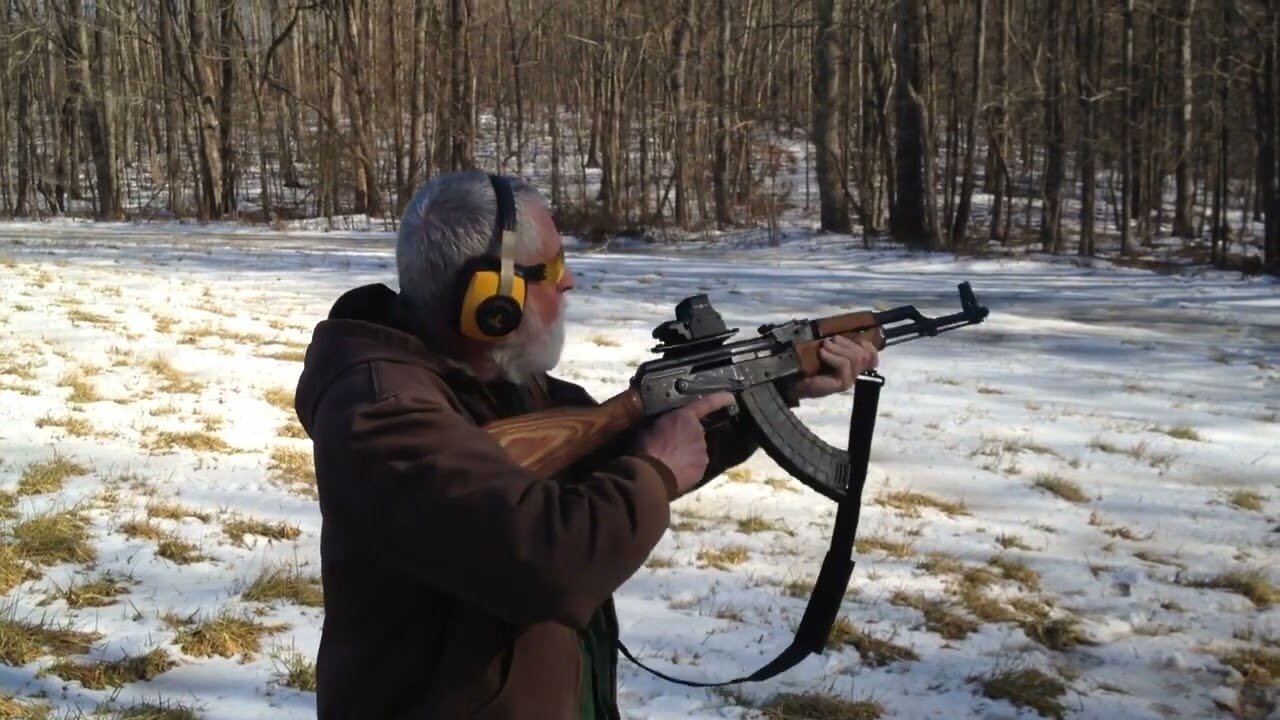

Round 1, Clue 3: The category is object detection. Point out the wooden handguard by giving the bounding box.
[484,387,647,479]
[794,311,887,376]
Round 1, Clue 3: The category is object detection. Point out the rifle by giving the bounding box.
[484,281,989,500]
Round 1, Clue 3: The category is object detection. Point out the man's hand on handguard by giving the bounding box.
[790,334,880,401]
[634,392,736,496]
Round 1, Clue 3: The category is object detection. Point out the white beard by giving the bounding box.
[490,298,567,384]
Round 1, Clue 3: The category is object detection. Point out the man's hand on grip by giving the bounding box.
[634,392,736,497]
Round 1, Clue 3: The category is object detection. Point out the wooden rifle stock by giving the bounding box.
[793,310,886,375]
[484,387,646,479]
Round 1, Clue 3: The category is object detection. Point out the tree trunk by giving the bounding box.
[1173,0,1196,238]
[813,0,850,233]
[950,0,985,248]
[1121,0,1135,254]
[448,0,474,170]
[891,0,935,249]
[62,0,121,219]
[988,0,1009,242]
[671,0,694,227]
[337,0,383,216]
[1040,0,1066,253]
[185,0,226,219]
[1077,0,1100,256]
[712,0,733,227]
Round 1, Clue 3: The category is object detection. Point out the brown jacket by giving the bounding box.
[295,284,758,719]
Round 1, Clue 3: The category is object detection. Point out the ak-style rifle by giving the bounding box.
[484,282,989,502]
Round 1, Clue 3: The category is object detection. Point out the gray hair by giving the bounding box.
[396,170,548,315]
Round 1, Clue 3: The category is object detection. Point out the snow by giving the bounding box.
[0,222,1276,719]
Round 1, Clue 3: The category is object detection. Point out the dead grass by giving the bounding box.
[269,447,316,488]
[13,510,96,566]
[243,564,323,607]
[827,617,918,667]
[41,647,176,689]
[889,591,979,640]
[257,347,308,363]
[156,536,206,565]
[0,544,35,595]
[164,610,287,661]
[736,515,790,535]
[263,388,295,413]
[1215,646,1280,686]
[41,572,132,609]
[1227,490,1265,512]
[725,468,754,483]
[0,611,101,665]
[58,368,102,403]
[148,357,205,394]
[588,334,620,347]
[271,646,317,692]
[979,667,1068,720]
[277,420,308,439]
[34,414,95,437]
[1190,569,1278,609]
[1133,550,1187,570]
[143,430,233,454]
[761,692,884,720]
[1031,473,1089,503]
[18,457,89,496]
[65,308,117,328]
[856,535,915,558]
[223,518,301,547]
[988,555,1041,591]
[996,534,1033,551]
[119,519,168,541]
[1154,424,1203,441]
[147,501,213,523]
[878,489,968,518]
[782,578,815,598]
[113,702,202,719]
[697,545,749,570]
[0,693,52,718]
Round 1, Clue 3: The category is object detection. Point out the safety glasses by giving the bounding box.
[518,246,566,286]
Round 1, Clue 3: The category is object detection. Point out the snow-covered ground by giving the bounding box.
[0,222,1275,719]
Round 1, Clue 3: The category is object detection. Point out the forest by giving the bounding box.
[1,0,1276,271]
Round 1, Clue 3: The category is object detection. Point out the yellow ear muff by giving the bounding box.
[459,267,526,340]
[456,174,525,341]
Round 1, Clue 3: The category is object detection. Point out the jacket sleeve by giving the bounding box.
[314,379,676,631]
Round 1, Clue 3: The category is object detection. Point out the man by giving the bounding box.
[294,170,879,719]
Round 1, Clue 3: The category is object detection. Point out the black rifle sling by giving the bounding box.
[618,372,884,687]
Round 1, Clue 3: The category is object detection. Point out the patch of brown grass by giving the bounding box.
[0,693,52,718]
[164,610,288,661]
[41,647,176,689]
[761,692,884,720]
[1190,569,1278,609]
[13,510,96,566]
[41,572,132,609]
[269,447,316,488]
[1031,473,1088,503]
[980,668,1068,720]
[147,357,205,395]
[827,617,918,667]
[147,501,213,523]
[988,555,1041,591]
[889,591,979,640]
[242,564,323,607]
[223,518,301,547]
[277,420,308,439]
[1227,490,1265,512]
[856,535,915,558]
[271,647,317,692]
[263,388,295,413]
[736,515,789,535]
[878,490,968,518]
[156,536,206,565]
[18,457,89,496]
[143,430,233,454]
[58,368,102,404]
[697,545,749,570]
[0,612,101,665]
[34,414,95,438]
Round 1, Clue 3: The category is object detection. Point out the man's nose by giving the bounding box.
[559,266,576,293]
